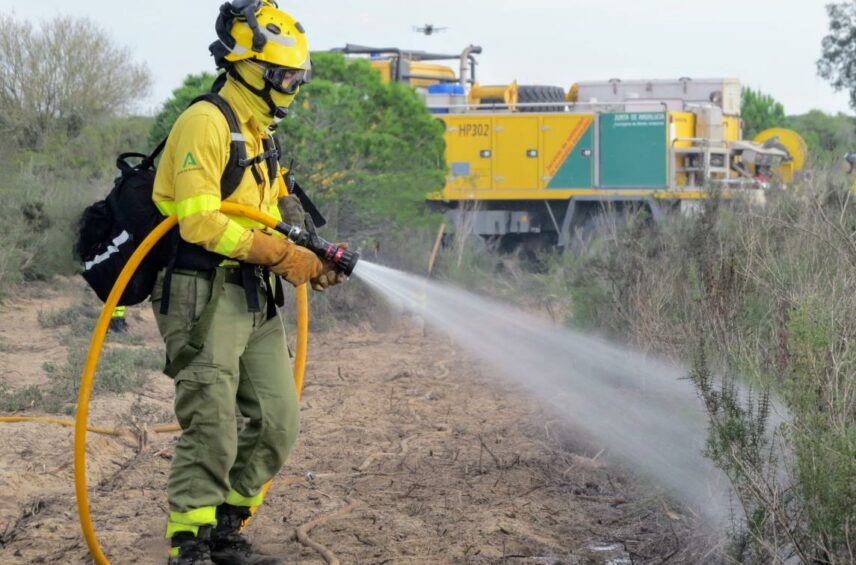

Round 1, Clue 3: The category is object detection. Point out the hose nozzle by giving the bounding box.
[275,222,360,276]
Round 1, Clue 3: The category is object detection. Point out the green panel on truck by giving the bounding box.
[546,119,594,189]
[599,112,667,188]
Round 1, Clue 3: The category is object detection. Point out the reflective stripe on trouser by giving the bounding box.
[111,306,126,318]
[151,270,299,537]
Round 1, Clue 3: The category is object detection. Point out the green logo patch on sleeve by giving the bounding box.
[182,151,198,169]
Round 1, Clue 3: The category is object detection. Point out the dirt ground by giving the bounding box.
[0,278,711,564]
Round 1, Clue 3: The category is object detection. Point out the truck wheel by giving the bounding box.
[498,233,552,271]
[517,85,566,112]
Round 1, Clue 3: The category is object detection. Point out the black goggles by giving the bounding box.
[263,65,309,95]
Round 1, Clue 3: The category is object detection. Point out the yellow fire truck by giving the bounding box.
[335,44,808,248]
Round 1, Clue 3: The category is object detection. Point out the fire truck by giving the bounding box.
[335,44,808,248]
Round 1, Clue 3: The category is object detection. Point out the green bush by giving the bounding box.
[0,114,153,290]
[536,177,856,563]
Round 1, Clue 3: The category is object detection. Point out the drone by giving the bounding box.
[414,24,447,36]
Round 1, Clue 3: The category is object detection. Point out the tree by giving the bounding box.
[741,87,787,139]
[787,110,856,163]
[283,52,446,234]
[0,15,152,150]
[152,53,446,236]
[818,1,856,111]
[149,72,218,147]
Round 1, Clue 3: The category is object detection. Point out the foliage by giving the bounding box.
[741,87,787,139]
[0,114,152,288]
[0,14,153,289]
[501,178,854,563]
[787,110,856,163]
[0,15,151,151]
[283,52,446,232]
[0,383,44,413]
[2,297,163,414]
[818,1,856,111]
[149,72,218,146]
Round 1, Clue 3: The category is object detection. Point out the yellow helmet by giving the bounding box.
[214,1,310,81]
[212,1,310,117]
[218,1,309,68]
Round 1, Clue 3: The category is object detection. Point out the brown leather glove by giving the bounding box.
[311,242,349,292]
[246,231,324,287]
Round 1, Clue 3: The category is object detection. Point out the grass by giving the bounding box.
[0,336,23,353]
[38,301,145,345]
[37,302,99,329]
[3,298,164,415]
[416,172,855,564]
[1,345,163,416]
[0,383,44,412]
[43,345,161,395]
[119,396,174,427]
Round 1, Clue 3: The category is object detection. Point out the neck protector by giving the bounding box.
[229,61,297,127]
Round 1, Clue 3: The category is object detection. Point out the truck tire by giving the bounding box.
[517,85,566,112]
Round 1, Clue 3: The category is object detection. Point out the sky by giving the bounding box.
[1,0,850,116]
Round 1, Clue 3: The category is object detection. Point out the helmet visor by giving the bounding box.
[263,65,309,95]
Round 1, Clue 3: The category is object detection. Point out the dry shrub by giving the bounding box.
[557,174,855,564]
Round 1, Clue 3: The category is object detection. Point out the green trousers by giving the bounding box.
[151,269,300,538]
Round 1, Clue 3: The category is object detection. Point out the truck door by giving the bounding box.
[442,115,494,195]
[541,114,595,190]
[492,115,540,192]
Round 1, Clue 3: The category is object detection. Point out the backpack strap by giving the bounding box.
[188,92,281,196]
[266,135,281,185]
[141,138,168,170]
[189,93,247,200]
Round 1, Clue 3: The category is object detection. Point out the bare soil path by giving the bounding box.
[0,278,703,564]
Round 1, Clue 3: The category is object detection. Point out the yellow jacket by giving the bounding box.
[153,78,288,260]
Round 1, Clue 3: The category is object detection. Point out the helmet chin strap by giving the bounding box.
[228,65,288,121]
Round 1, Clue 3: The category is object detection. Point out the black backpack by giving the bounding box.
[75,92,281,306]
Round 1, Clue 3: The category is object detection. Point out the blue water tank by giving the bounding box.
[427,84,465,114]
[428,84,465,95]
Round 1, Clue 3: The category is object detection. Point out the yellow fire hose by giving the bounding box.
[0,203,309,565]
[0,416,180,436]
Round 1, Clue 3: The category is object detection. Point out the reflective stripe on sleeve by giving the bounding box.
[155,200,176,216]
[213,219,248,256]
[176,194,221,220]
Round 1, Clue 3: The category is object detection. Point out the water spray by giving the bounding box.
[354,261,734,523]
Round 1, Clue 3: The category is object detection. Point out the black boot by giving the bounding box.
[108,316,128,333]
[209,504,282,565]
[168,527,215,565]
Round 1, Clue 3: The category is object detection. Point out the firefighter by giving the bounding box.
[108,306,128,333]
[151,2,344,563]
[845,153,856,176]
[844,153,856,195]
